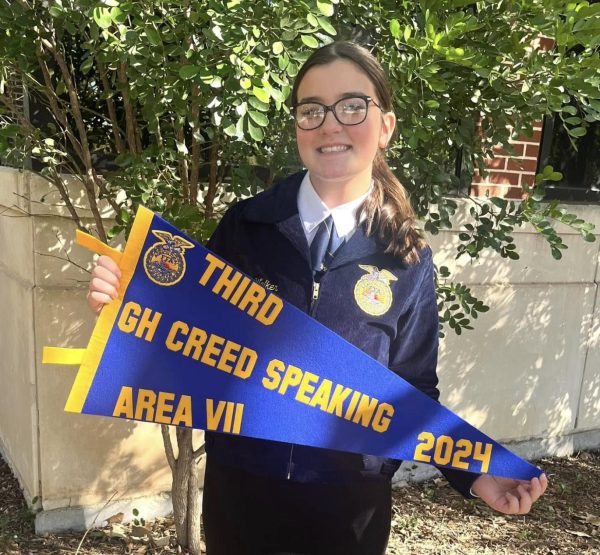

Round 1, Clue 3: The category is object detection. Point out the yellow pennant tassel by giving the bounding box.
[75,230,123,264]
[42,347,86,366]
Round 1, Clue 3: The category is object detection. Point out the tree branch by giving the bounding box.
[161,424,177,473]
[189,84,201,204]
[35,49,85,162]
[192,442,205,462]
[48,171,85,230]
[176,125,190,203]
[204,136,220,219]
[42,34,107,242]
[92,169,120,215]
[117,62,142,155]
[97,61,126,154]
[0,91,34,131]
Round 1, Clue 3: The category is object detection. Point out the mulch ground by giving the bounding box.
[1,450,599,554]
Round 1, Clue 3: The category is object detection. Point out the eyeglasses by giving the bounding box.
[291,95,382,130]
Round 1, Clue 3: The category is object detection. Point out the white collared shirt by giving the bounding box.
[297,172,371,250]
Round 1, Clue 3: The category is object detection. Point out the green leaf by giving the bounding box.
[249,110,269,127]
[317,0,334,17]
[568,127,587,137]
[247,119,264,141]
[92,7,112,29]
[118,208,130,224]
[317,16,336,35]
[271,73,288,87]
[241,63,255,76]
[565,116,582,125]
[562,105,578,115]
[80,57,94,75]
[307,13,319,27]
[278,54,290,70]
[301,34,319,48]
[269,87,286,103]
[110,7,126,23]
[55,79,66,96]
[252,86,270,103]
[272,41,284,55]
[542,165,554,177]
[390,19,401,38]
[490,197,508,208]
[179,65,200,80]
[248,96,270,111]
[240,77,252,90]
[224,123,238,137]
[49,6,63,17]
[145,25,161,46]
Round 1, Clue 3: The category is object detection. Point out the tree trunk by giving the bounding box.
[204,137,220,219]
[162,426,204,555]
[186,455,203,554]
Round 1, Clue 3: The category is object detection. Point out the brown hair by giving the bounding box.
[291,41,426,264]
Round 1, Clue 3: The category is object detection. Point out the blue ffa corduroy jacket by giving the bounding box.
[205,171,478,496]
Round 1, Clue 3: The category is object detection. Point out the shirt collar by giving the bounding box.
[297,172,371,240]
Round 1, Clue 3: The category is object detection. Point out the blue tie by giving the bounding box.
[310,215,340,274]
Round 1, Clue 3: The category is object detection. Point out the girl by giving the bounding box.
[88,41,547,555]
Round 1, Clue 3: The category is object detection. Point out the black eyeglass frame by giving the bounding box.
[291,95,382,130]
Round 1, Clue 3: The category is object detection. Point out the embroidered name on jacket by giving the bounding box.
[254,277,279,292]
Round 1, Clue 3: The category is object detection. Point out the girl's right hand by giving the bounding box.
[87,255,122,314]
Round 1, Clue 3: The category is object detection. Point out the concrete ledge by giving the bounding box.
[504,428,600,461]
[392,428,600,488]
[35,491,175,534]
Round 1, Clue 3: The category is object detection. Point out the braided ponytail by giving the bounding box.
[360,152,425,264]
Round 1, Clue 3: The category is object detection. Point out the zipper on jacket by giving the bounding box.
[310,273,324,317]
[287,272,325,479]
[311,281,320,311]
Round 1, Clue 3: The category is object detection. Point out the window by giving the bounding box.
[538,114,600,202]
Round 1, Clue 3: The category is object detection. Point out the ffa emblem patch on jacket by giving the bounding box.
[143,230,194,286]
[354,265,397,316]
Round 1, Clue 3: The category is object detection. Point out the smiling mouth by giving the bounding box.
[318,145,351,153]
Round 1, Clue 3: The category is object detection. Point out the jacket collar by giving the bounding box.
[242,171,383,267]
[243,171,305,224]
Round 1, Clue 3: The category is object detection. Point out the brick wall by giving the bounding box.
[470,122,543,199]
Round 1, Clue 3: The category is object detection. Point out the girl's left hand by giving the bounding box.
[470,473,548,515]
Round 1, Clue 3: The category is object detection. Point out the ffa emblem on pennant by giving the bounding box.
[143,230,194,286]
[354,265,397,316]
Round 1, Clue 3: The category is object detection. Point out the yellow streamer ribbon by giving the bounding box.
[75,230,123,264]
[42,347,86,366]
[42,207,154,413]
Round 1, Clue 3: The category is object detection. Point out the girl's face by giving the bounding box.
[295,59,396,200]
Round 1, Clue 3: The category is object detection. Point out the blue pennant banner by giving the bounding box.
[43,206,542,481]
